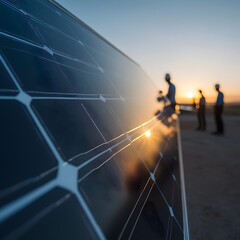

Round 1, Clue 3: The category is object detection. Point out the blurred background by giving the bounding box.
[57,0,240,105]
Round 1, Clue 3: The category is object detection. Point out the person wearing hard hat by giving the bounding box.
[212,84,224,135]
[165,73,176,110]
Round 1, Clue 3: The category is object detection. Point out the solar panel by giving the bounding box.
[0,0,189,239]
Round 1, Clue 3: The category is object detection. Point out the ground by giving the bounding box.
[180,113,240,240]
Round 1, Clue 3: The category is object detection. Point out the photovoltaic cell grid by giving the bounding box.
[0,0,188,239]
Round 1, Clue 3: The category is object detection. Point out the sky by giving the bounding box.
[56,0,240,103]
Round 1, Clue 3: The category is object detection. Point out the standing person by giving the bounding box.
[197,90,206,131]
[212,84,224,135]
[165,73,176,110]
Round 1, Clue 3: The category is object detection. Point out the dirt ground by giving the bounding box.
[180,113,240,240]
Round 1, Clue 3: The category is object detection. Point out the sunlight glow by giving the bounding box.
[145,130,151,138]
[186,92,195,99]
[175,105,180,112]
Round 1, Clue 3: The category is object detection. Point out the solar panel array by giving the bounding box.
[0,0,188,239]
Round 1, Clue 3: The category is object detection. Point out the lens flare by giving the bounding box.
[145,130,151,138]
[175,105,180,111]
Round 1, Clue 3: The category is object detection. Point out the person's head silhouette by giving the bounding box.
[215,84,220,92]
[165,73,171,84]
[199,89,203,96]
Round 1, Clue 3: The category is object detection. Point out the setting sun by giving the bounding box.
[186,92,195,99]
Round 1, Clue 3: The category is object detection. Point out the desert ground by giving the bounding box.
[180,112,240,240]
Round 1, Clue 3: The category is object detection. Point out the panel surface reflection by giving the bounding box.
[0,0,187,239]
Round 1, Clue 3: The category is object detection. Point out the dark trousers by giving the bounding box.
[214,105,224,133]
[197,107,206,130]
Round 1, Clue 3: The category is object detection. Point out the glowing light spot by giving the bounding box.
[186,92,194,99]
[172,113,178,120]
[145,130,151,138]
[175,105,180,111]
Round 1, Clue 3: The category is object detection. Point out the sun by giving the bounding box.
[186,92,195,99]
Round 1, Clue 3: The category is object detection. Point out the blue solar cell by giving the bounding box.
[0,59,18,95]
[33,21,96,64]
[2,48,72,93]
[60,65,118,95]
[0,101,57,205]
[0,2,42,44]
[78,146,150,239]
[130,185,173,240]
[0,187,98,240]
[32,100,106,160]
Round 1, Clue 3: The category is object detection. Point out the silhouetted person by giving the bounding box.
[165,73,176,110]
[197,90,206,131]
[212,84,224,135]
